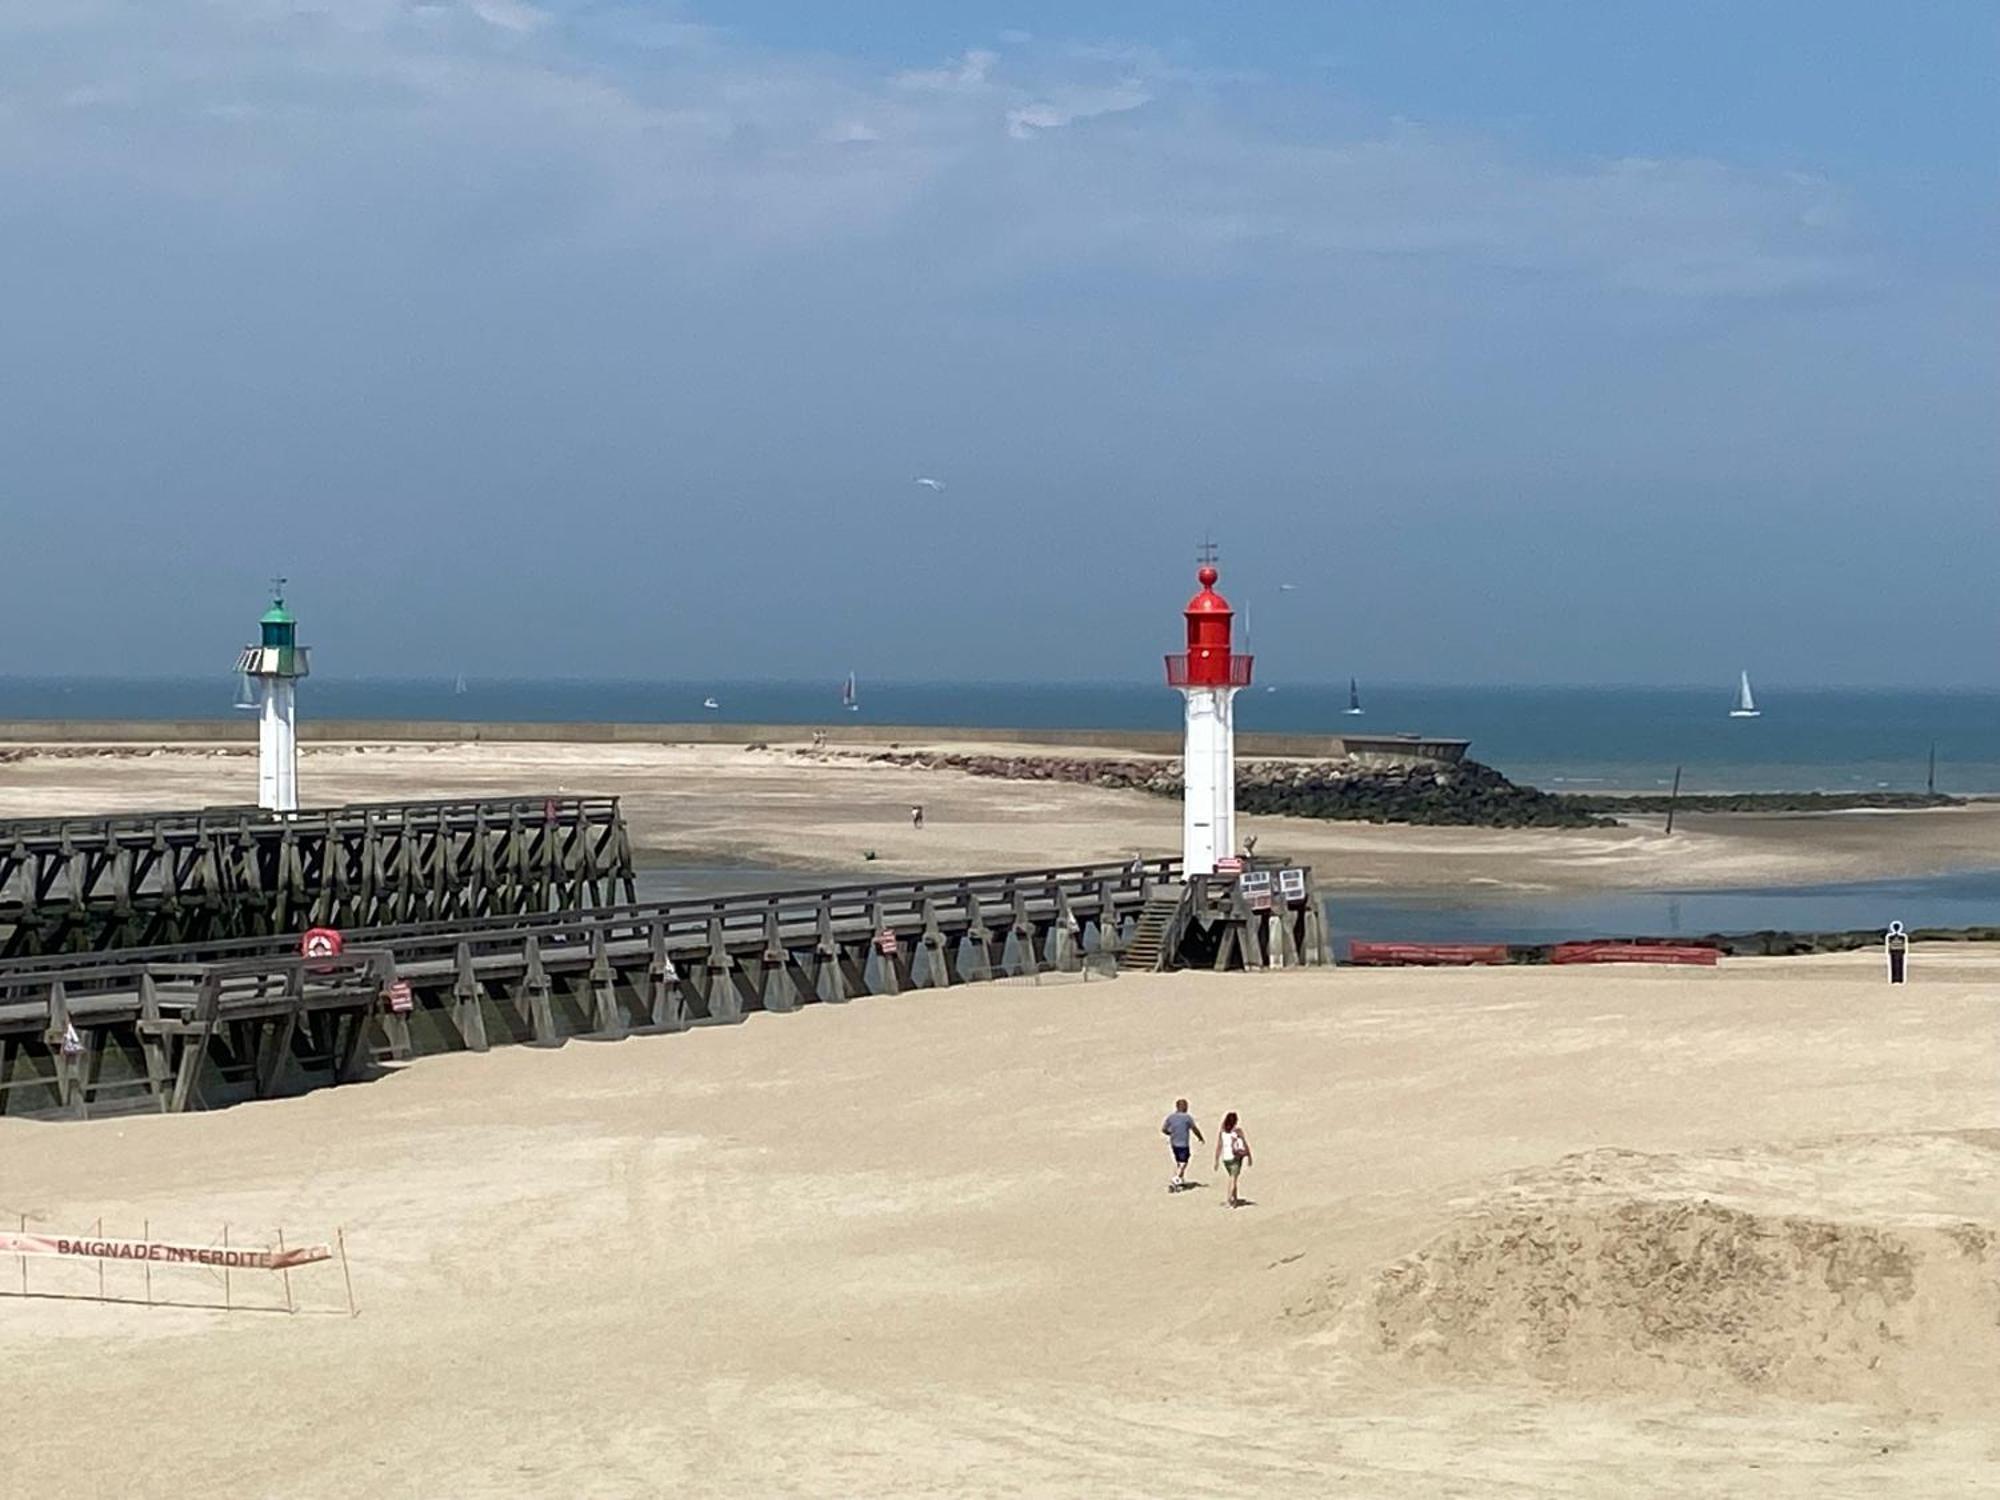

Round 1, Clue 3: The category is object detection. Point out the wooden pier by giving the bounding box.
[0,858,1326,1118]
[0,796,635,958]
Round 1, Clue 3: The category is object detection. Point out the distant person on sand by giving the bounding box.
[910,804,925,829]
[1215,1111,1253,1207]
[1161,1098,1204,1191]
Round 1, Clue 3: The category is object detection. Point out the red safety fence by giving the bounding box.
[1549,942,1719,967]
[1347,941,1510,967]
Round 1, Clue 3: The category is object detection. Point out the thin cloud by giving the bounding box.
[1005,79,1151,139]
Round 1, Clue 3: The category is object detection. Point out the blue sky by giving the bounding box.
[1,2,1992,685]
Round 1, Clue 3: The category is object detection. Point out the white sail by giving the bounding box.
[842,671,859,711]
[1730,670,1760,717]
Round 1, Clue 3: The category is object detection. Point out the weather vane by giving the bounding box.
[1196,537,1218,567]
[270,574,288,605]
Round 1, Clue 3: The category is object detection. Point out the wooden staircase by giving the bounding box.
[1118,893,1187,973]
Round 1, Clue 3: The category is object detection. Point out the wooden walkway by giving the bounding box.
[0,796,635,957]
[0,858,1326,1119]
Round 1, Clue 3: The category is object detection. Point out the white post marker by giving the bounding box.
[1884,921,1909,984]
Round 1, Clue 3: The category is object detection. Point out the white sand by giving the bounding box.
[2,950,1996,1497]
[5,739,1999,891]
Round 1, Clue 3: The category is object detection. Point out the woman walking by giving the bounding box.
[1214,1111,1253,1207]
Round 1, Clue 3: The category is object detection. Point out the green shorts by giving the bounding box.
[1224,1157,1243,1177]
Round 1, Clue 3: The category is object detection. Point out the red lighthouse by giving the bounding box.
[1165,560,1251,874]
[1165,565,1253,690]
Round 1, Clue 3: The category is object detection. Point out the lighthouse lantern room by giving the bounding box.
[1165,556,1252,875]
[235,580,311,813]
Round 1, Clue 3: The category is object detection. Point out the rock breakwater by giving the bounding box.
[841,750,1611,829]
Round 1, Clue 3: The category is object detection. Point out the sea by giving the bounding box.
[8,676,1997,944]
[5,676,1998,795]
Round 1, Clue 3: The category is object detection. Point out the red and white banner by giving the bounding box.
[0,1232,332,1272]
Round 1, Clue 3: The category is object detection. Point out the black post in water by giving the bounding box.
[1927,741,1937,795]
[1885,921,1909,984]
[1664,765,1683,835]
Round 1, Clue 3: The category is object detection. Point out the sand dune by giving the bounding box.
[2,949,1996,1496]
[1365,1134,2000,1409]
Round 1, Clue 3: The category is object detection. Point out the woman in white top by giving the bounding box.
[1214,1110,1253,1207]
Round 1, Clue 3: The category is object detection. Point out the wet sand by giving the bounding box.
[2,738,1997,892]
[1,951,1995,1497]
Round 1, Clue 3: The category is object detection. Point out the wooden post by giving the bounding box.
[1664,765,1683,835]
[815,900,849,1003]
[645,923,681,1030]
[1010,890,1039,979]
[453,941,489,1052]
[920,897,955,988]
[759,906,796,1013]
[138,971,169,1112]
[1054,889,1082,973]
[703,916,738,1020]
[871,906,901,996]
[521,935,556,1045]
[337,1227,357,1317]
[589,929,624,1036]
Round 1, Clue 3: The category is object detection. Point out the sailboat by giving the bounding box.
[1729,671,1761,719]
[841,671,859,713]
[453,672,468,696]
[1344,677,1365,716]
[702,696,720,711]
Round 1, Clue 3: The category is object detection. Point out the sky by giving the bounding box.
[1,1,1993,686]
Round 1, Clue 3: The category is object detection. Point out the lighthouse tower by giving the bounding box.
[1165,557,1252,875]
[235,581,311,813]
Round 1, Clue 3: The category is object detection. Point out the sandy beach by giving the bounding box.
[1,951,1995,1497]
[4,737,1999,893]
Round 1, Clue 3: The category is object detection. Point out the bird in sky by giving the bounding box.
[1278,582,1299,591]
[913,476,945,491]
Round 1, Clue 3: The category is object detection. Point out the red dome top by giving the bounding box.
[1166,559,1252,688]
[1185,564,1231,614]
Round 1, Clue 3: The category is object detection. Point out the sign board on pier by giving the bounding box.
[1278,867,1308,904]
[1239,872,1273,911]
[300,927,344,959]
[384,979,413,1014]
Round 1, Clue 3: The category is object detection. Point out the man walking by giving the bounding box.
[1161,1098,1204,1191]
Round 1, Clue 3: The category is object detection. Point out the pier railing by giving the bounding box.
[0,795,635,956]
[0,857,1198,1118]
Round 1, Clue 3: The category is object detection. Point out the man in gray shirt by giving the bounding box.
[1161,1098,1204,1192]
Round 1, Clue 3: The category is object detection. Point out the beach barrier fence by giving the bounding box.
[1,1218,357,1315]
